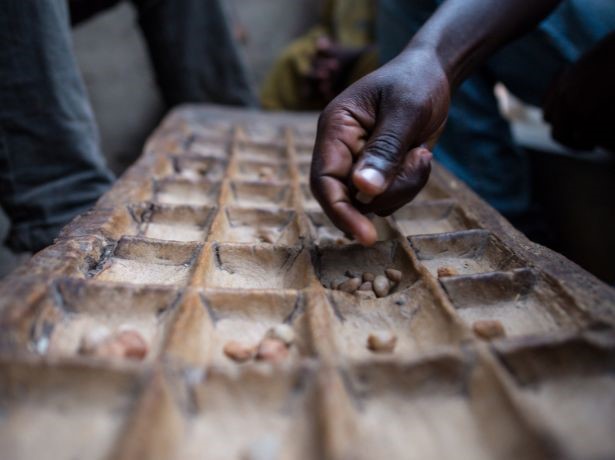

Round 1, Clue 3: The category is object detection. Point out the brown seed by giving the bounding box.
[362,272,375,282]
[437,266,458,278]
[116,330,148,360]
[373,275,391,298]
[385,268,402,283]
[258,166,275,180]
[257,232,275,244]
[358,281,373,291]
[472,320,506,341]
[94,339,126,359]
[223,340,256,363]
[256,338,289,363]
[367,330,397,353]
[356,289,376,299]
[338,277,362,293]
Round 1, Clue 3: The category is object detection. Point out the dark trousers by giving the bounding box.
[0,0,255,252]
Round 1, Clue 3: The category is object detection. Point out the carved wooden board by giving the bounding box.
[1,106,614,460]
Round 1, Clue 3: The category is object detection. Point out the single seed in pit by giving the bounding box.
[223,340,256,363]
[357,289,376,299]
[115,329,148,360]
[373,275,391,297]
[362,272,375,282]
[437,266,459,278]
[385,268,402,283]
[79,327,147,360]
[256,338,289,363]
[358,281,373,291]
[472,320,506,340]
[367,330,397,353]
[78,326,111,355]
[338,277,362,293]
[266,324,295,346]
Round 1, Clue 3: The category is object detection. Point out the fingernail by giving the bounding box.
[356,191,373,204]
[357,168,385,189]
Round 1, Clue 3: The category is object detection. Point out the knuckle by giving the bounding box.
[364,132,405,165]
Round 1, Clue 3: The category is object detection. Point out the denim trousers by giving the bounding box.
[378,0,615,218]
[0,0,255,252]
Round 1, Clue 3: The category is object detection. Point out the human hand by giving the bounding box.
[310,47,450,245]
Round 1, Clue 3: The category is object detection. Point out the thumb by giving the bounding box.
[351,109,418,199]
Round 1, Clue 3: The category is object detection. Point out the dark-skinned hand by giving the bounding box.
[310,48,450,245]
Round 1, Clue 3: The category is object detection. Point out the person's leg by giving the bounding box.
[0,1,114,252]
[131,0,257,108]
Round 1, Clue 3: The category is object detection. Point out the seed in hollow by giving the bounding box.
[358,281,373,291]
[472,320,506,341]
[338,277,362,293]
[78,326,111,355]
[437,266,459,278]
[357,289,376,299]
[367,330,397,353]
[256,338,289,363]
[385,268,402,283]
[116,330,148,360]
[266,324,295,346]
[362,272,375,282]
[373,275,391,297]
[224,340,256,363]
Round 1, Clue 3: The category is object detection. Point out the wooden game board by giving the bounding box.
[0,105,614,460]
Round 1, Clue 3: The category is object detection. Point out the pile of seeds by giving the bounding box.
[333,268,402,298]
[78,325,148,361]
[223,323,295,364]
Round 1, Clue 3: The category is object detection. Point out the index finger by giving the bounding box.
[310,108,377,245]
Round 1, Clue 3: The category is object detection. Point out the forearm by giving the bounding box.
[404,0,562,88]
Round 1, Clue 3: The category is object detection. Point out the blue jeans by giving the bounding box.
[378,0,615,217]
[0,0,255,252]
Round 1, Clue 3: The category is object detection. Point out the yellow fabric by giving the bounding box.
[260,0,376,111]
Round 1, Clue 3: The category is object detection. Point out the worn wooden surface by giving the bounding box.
[0,105,614,460]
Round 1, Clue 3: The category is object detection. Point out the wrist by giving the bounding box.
[393,44,454,93]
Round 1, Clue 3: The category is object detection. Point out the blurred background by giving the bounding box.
[0,0,613,284]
